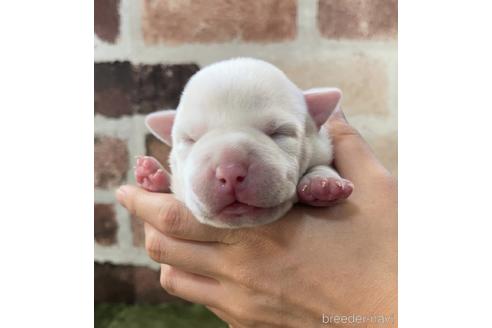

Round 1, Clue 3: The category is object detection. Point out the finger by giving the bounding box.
[160,264,222,307]
[145,223,224,277]
[116,185,234,243]
[325,107,390,182]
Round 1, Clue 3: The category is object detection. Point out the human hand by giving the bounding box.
[116,107,397,327]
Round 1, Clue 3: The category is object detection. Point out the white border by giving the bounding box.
[399,1,492,327]
[1,1,93,327]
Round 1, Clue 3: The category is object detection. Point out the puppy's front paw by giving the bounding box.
[134,156,169,192]
[297,175,353,207]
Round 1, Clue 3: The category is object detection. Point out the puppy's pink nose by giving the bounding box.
[216,163,248,190]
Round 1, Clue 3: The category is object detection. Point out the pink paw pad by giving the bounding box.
[134,156,169,192]
[297,176,353,207]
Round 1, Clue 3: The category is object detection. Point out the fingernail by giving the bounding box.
[116,186,128,204]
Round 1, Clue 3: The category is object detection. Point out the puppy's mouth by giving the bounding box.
[196,198,294,228]
[218,201,263,216]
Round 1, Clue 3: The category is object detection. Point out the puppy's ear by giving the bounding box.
[145,110,176,146]
[304,88,342,129]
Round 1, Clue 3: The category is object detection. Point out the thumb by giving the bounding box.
[326,107,389,182]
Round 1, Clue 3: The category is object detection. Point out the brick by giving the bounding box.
[94,0,120,43]
[146,134,171,172]
[94,135,129,188]
[94,204,118,245]
[95,263,180,304]
[132,64,200,114]
[131,215,145,247]
[141,0,297,44]
[276,53,390,116]
[95,62,199,117]
[318,0,397,40]
[95,262,133,303]
[95,87,133,118]
[95,62,134,117]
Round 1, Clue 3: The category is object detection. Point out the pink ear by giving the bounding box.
[145,110,176,146]
[304,88,342,129]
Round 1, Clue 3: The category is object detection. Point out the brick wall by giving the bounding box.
[94,0,397,303]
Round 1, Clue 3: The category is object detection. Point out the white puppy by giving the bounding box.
[135,58,353,228]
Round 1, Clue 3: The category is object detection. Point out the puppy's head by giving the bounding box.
[146,58,341,228]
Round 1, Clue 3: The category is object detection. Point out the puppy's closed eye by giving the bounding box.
[267,123,298,139]
[182,135,196,144]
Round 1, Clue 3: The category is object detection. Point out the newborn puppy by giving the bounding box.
[135,58,353,228]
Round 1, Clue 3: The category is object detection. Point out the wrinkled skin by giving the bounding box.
[117,108,397,327]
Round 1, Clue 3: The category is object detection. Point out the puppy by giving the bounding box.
[135,58,353,228]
